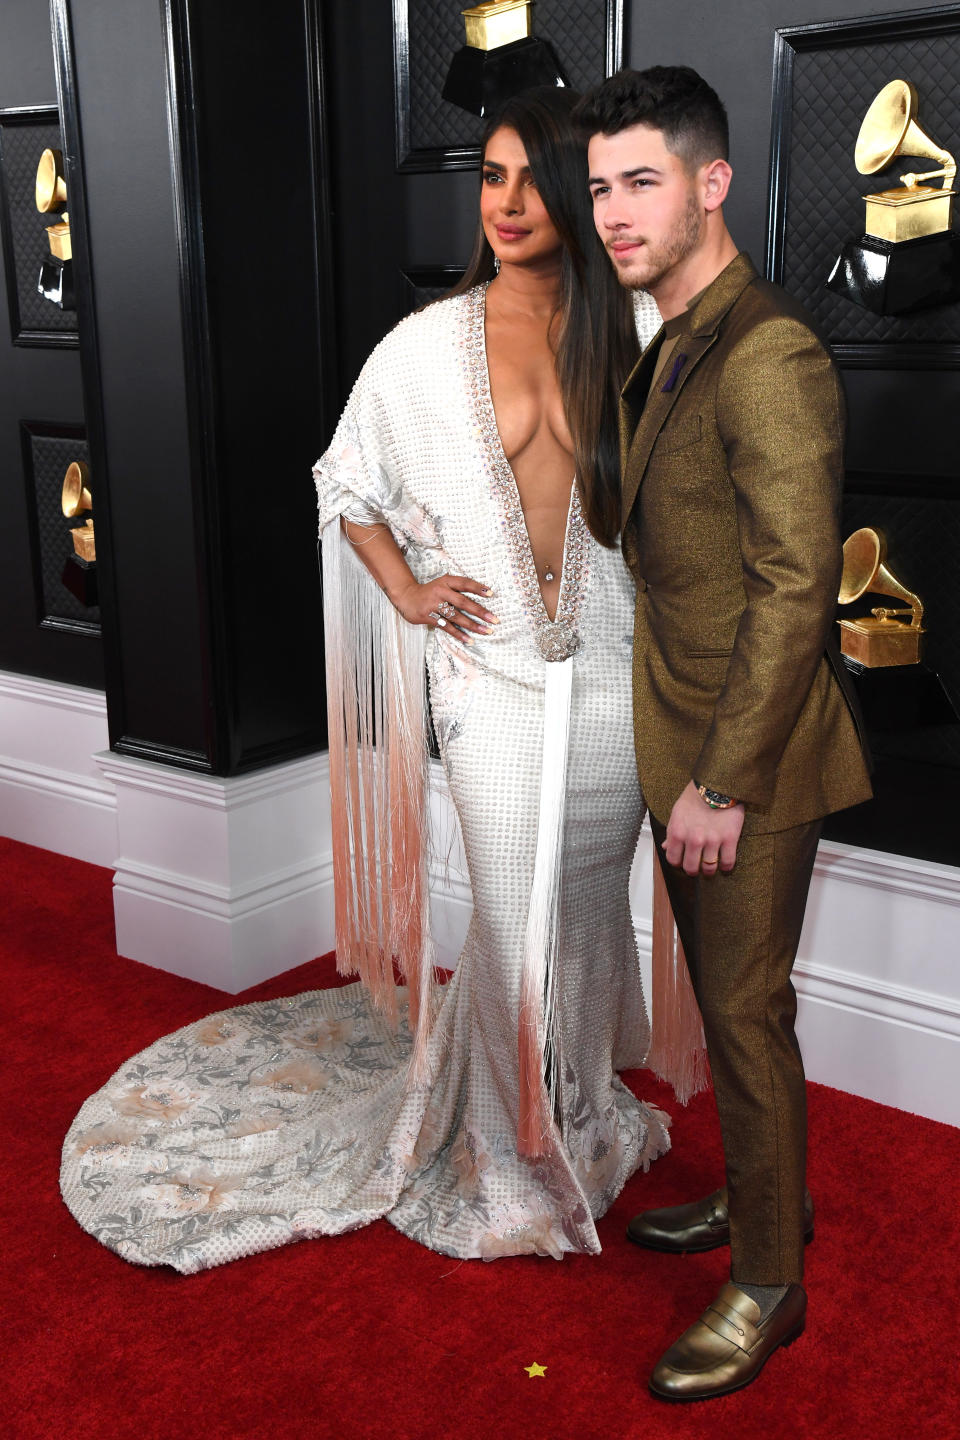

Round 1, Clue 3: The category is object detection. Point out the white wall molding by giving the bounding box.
[0,669,115,865]
[3,675,958,1124]
[793,957,960,1044]
[813,839,960,909]
[98,750,336,994]
[0,669,110,717]
[426,767,960,1127]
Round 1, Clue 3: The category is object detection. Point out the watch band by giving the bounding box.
[695,782,737,810]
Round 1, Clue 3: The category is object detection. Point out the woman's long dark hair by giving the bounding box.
[444,87,638,548]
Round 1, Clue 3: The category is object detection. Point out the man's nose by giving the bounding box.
[601,197,630,230]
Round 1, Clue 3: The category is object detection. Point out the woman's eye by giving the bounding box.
[483,172,502,184]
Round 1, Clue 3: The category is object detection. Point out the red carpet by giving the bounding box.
[2,834,958,1440]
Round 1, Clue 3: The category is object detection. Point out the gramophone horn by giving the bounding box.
[855,79,955,186]
[838,527,882,603]
[61,461,92,518]
[838,526,923,621]
[35,148,68,212]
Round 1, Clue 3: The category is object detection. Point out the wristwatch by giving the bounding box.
[695,781,737,810]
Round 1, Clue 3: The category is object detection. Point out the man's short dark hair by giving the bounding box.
[573,66,729,171]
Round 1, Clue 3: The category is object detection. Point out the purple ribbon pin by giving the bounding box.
[661,352,688,393]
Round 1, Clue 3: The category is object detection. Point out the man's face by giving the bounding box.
[587,124,705,292]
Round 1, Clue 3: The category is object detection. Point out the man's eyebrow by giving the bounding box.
[588,165,662,184]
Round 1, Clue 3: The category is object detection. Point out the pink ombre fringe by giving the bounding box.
[645,858,710,1105]
[321,522,435,1077]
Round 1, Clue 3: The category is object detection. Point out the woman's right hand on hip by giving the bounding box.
[393,574,498,640]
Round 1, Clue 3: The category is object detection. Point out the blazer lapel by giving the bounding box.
[619,253,761,529]
[619,330,663,475]
[620,332,717,528]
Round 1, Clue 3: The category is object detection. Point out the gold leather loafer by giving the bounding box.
[626,1186,814,1253]
[649,1283,806,1401]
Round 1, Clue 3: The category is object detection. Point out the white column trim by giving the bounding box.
[814,838,960,909]
[97,749,336,993]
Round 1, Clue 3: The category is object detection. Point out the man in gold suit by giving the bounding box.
[576,67,872,1399]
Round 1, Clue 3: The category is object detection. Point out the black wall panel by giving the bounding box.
[20,421,97,628]
[0,0,97,689]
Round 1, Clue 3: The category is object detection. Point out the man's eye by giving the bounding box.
[590,186,608,199]
[632,178,651,188]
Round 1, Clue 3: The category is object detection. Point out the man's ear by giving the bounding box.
[702,158,732,212]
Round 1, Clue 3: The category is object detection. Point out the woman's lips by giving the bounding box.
[495,224,531,240]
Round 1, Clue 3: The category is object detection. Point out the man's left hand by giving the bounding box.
[663,781,746,876]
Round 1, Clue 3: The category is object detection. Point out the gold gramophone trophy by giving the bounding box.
[60,461,97,607]
[442,1,565,118]
[36,147,74,309]
[826,79,960,315]
[837,527,923,668]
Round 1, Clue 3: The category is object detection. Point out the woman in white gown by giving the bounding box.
[60,89,672,1272]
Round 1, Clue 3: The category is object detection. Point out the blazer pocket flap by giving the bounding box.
[657,413,702,455]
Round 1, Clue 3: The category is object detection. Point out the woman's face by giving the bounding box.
[480,125,563,271]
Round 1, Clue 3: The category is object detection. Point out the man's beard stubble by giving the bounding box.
[613,191,703,291]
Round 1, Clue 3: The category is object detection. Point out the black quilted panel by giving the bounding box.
[779,33,960,345]
[23,427,99,625]
[402,0,616,160]
[400,264,465,312]
[840,481,960,769]
[0,114,78,337]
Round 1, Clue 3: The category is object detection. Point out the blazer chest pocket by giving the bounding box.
[657,413,702,456]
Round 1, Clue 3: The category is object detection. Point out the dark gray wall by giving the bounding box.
[624,0,957,478]
[626,0,937,258]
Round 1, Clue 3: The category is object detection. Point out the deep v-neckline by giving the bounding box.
[480,295,575,624]
[463,285,588,658]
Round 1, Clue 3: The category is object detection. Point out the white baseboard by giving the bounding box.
[0,671,116,865]
[428,772,960,1127]
[97,750,336,994]
[2,667,958,1123]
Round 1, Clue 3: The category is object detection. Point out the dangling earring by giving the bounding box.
[493,255,501,275]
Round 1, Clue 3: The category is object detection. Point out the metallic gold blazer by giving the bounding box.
[619,253,872,833]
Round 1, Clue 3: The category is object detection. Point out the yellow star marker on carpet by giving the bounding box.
[524,1362,547,1378]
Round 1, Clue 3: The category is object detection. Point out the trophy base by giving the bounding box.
[838,616,923,667]
[38,254,74,309]
[825,229,960,316]
[442,36,566,118]
[61,553,98,608]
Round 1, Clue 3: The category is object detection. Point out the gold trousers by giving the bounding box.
[650,815,822,1285]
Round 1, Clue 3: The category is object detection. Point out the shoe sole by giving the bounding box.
[648,1322,806,1402]
[626,1225,814,1255]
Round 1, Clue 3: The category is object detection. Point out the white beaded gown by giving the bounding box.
[60,284,670,1272]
